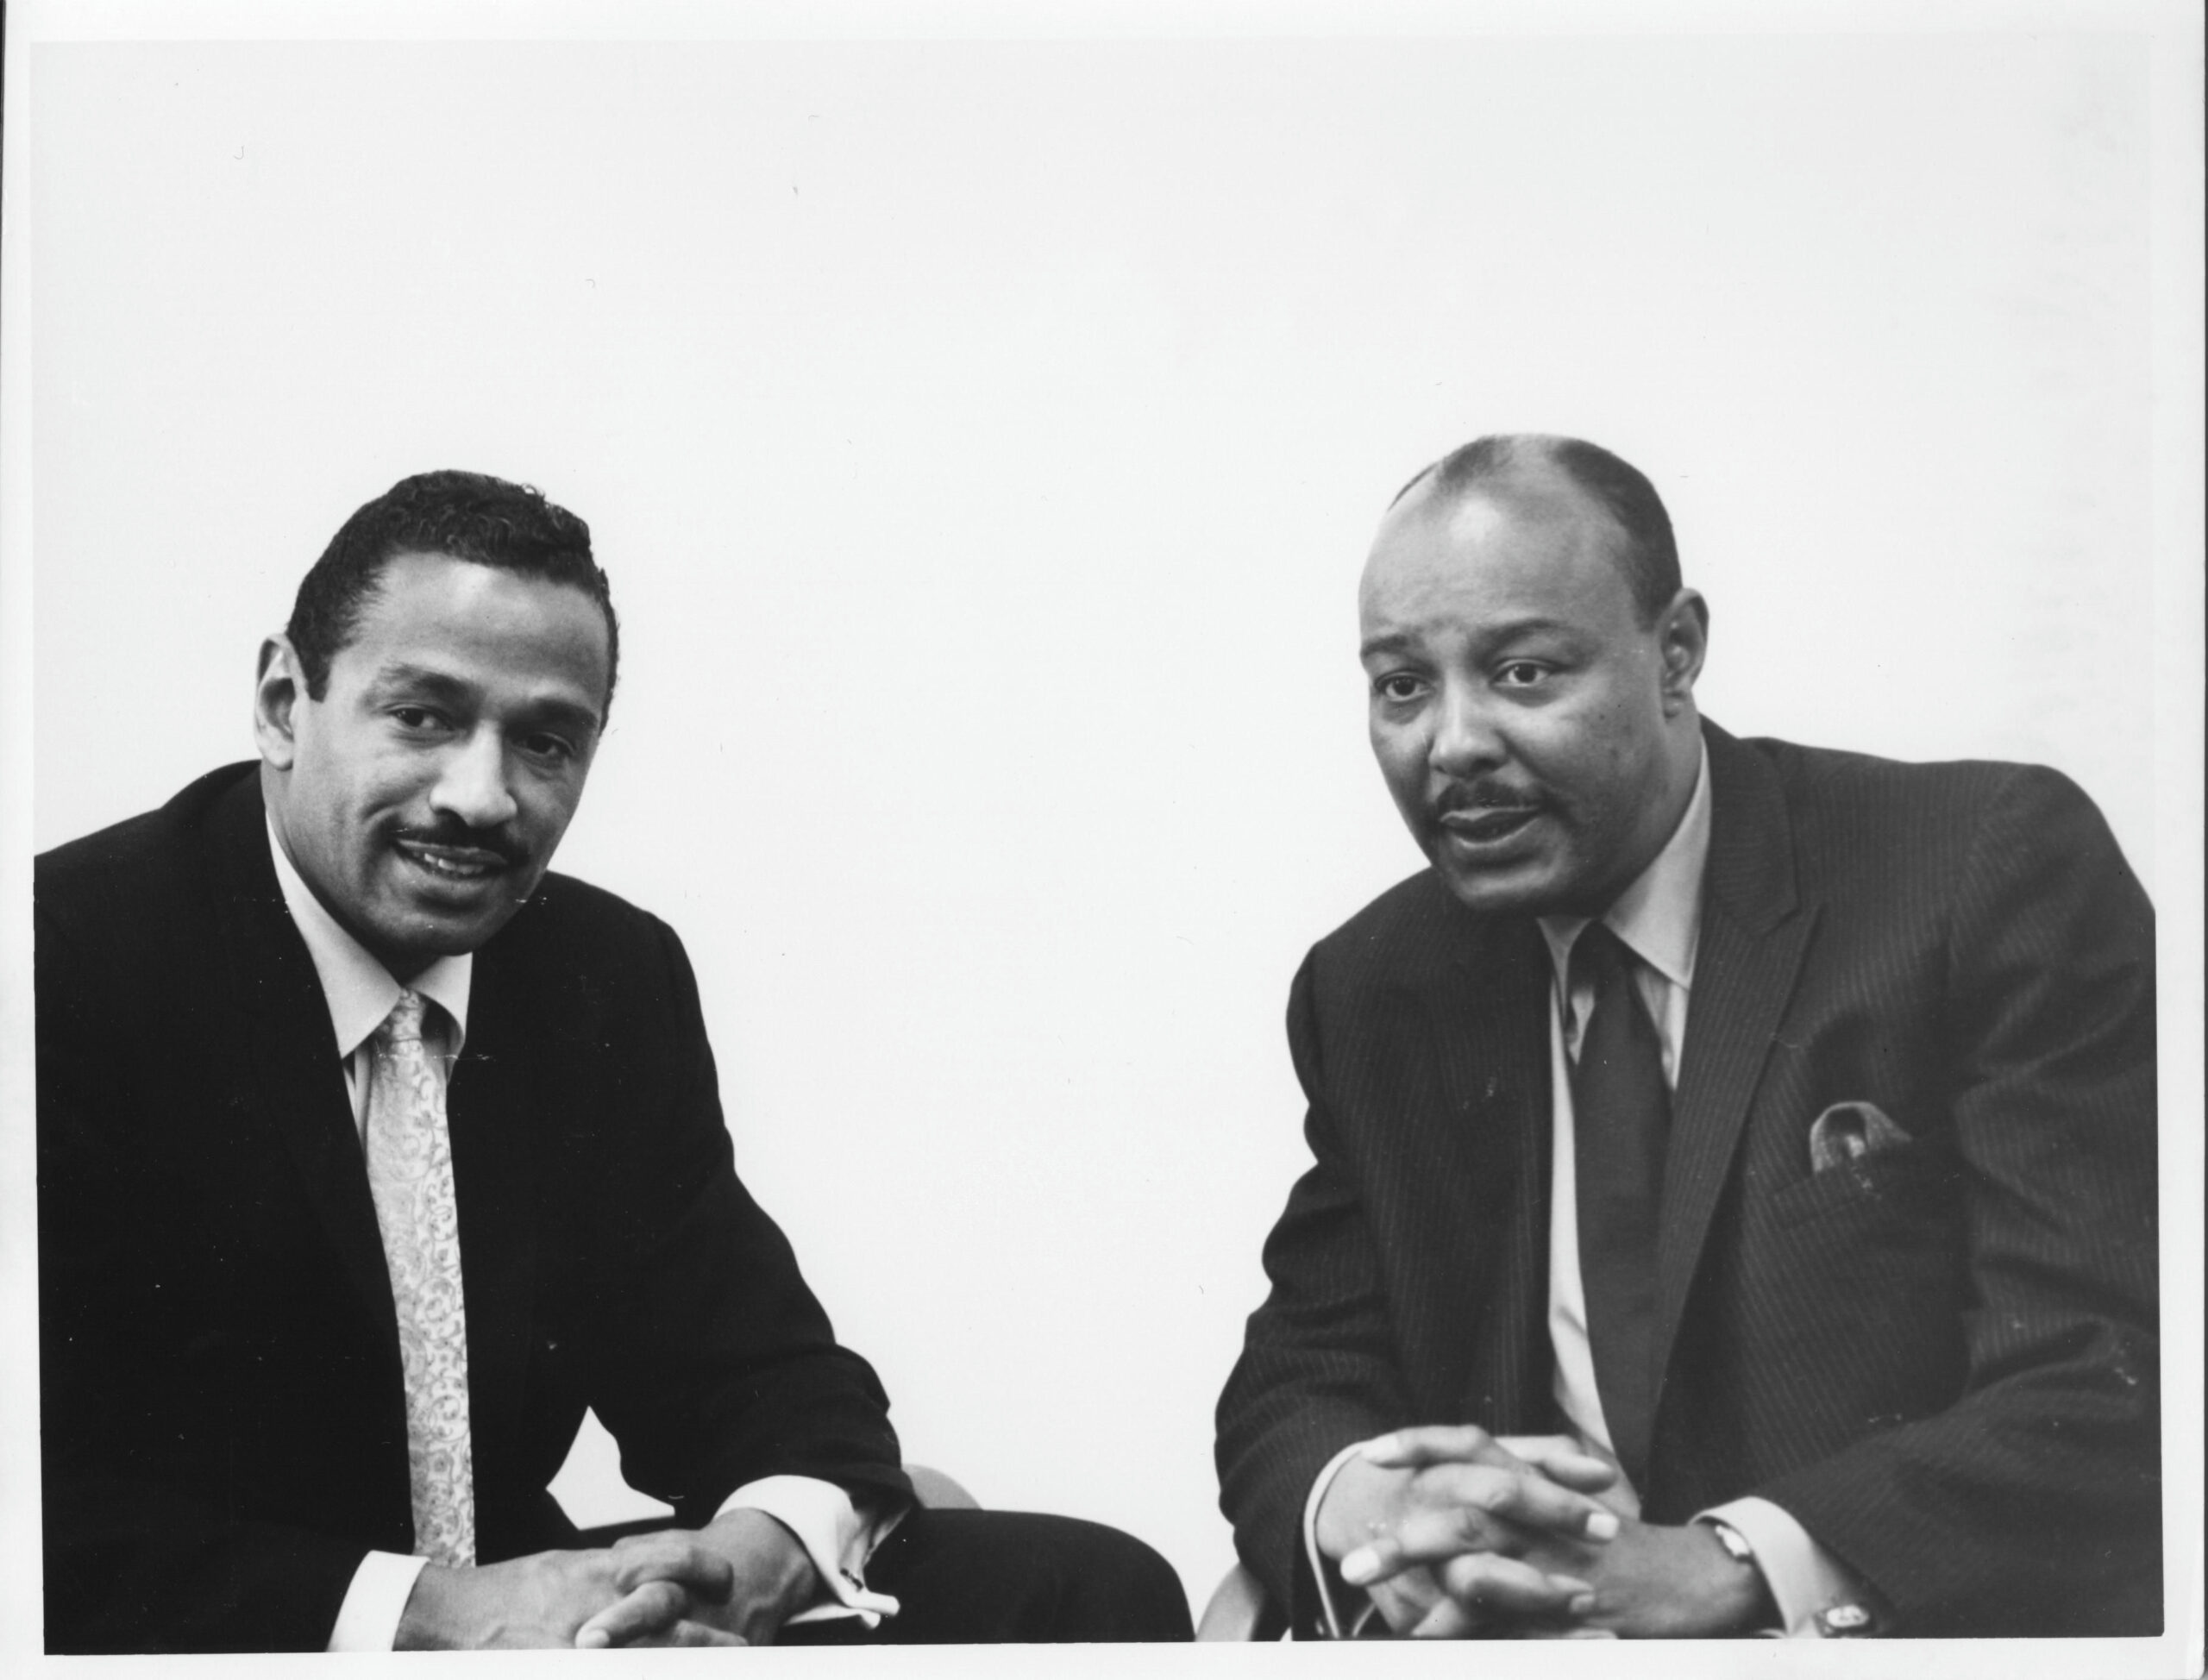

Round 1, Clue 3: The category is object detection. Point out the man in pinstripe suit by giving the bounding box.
[1214,435,2159,1639]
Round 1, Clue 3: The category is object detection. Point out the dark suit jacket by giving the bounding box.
[37,764,911,1652]
[1215,723,2160,1638]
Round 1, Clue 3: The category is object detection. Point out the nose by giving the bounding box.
[1428,678,1506,780]
[430,727,519,831]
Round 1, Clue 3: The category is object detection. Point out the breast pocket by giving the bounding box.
[1766,1132,1959,1235]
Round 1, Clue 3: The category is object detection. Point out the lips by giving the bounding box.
[1437,805,1543,846]
[392,838,511,885]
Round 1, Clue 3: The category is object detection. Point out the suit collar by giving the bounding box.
[266,815,473,1063]
[207,768,548,1468]
[203,769,401,1341]
[1648,722,1817,1466]
[1697,718,1797,936]
[1538,735,1712,995]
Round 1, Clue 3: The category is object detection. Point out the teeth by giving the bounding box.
[403,847,494,879]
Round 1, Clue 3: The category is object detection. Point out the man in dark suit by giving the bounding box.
[1214,435,2159,1639]
[38,469,1191,1652]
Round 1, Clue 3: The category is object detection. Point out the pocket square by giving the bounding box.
[1809,1100,1909,1172]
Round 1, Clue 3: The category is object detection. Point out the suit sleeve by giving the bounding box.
[1753,766,2161,1635]
[36,904,372,1652]
[1215,950,1414,1634]
[577,918,912,1525]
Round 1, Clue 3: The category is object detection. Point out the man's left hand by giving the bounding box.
[1346,1432,1772,1639]
[1391,1515,1770,1639]
[574,1509,821,1648]
[1515,1514,1773,1638]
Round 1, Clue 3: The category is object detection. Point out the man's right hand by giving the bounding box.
[396,1539,748,1649]
[1316,1425,1622,1635]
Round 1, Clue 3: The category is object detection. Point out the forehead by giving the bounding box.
[1359,480,1636,637]
[338,551,611,709]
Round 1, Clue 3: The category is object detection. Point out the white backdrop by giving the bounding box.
[9,2,2202,1670]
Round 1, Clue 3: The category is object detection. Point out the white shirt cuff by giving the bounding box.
[717,1475,901,1627]
[1302,1439,1386,1640]
[325,1549,430,1652]
[1698,1495,1864,1637]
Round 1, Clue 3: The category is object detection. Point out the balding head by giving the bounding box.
[1358,432,1708,915]
[1389,435,1680,627]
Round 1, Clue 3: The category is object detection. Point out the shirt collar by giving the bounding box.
[267,818,472,1061]
[1537,736,1713,992]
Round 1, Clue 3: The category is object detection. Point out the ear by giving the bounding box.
[254,635,306,770]
[1654,589,1709,716]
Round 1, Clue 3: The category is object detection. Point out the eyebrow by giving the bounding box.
[1358,615,1582,661]
[367,664,604,734]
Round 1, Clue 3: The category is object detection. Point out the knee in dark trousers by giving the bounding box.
[788,1507,1193,1644]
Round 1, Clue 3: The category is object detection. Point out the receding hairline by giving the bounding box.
[1389,435,1600,517]
[1377,450,1629,563]
[1377,432,1681,625]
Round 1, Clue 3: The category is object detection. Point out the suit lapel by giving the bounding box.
[204,772,399,1341]
[1652,725,1817,1388]
[444,934,545,1476]
[1430,912,1556,1432]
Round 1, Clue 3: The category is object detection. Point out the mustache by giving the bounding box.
[391,821,524,865]
[1432,783,1545,818]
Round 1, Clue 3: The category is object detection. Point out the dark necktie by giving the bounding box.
[1569,922,1669,1492]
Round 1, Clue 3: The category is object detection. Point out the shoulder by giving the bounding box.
[1725,731,2126,892]
[1301,867,1514,1000]
[35,762,257,942]
[1739,731,2075,821]
[484,868,695,1000]
[1722,728,2137,922]
[506,869,676,945]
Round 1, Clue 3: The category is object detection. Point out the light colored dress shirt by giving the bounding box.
[1303,743,1862,1637]
[265,825,896,1649]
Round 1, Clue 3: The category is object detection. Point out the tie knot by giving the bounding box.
[1570,920,1637,992]
[377,988,429,1046]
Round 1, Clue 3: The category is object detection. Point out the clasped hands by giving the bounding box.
[1315,1426,1768,1639]
[397,1508,819,1649]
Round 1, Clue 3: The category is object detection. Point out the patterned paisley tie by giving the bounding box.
[365,988,477,1567]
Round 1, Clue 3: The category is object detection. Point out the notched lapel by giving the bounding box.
[204,775,399,1342]
[446,937,548,1475]
[1653,726,1819,1388]
[1432,915,1555,1430]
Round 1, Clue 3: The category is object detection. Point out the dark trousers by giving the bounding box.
[580,1507,1192,1643]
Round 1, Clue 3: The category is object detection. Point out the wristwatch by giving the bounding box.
[1696,1517,1882,1637]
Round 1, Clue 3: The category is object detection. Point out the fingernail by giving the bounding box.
[1358,1435,1398,1461]
[1584,1511,1619,1540]
[1340,1547,1379,1585]
[575,1629,608,1650]
[1569,1592,1596,1617]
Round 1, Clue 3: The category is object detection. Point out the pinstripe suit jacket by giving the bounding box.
[1215,722,2160,1637]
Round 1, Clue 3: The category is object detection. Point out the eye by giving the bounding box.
[1373,673,1429,705]
[389,705,448,732]
[519,732,577,766]
[1495,661,1549,688]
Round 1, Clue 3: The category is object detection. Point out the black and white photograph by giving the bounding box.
[2,0,2199,1671]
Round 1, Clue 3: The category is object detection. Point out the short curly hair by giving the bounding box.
[285,469,618,709]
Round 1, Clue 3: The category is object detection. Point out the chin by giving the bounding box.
[1433,862,1552,916]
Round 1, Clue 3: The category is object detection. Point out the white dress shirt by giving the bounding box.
[1304,743,1862,1637]
[265,825,898,1649]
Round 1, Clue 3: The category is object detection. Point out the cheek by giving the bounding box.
[515,776,586,839]
[1368,726,1425,793]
